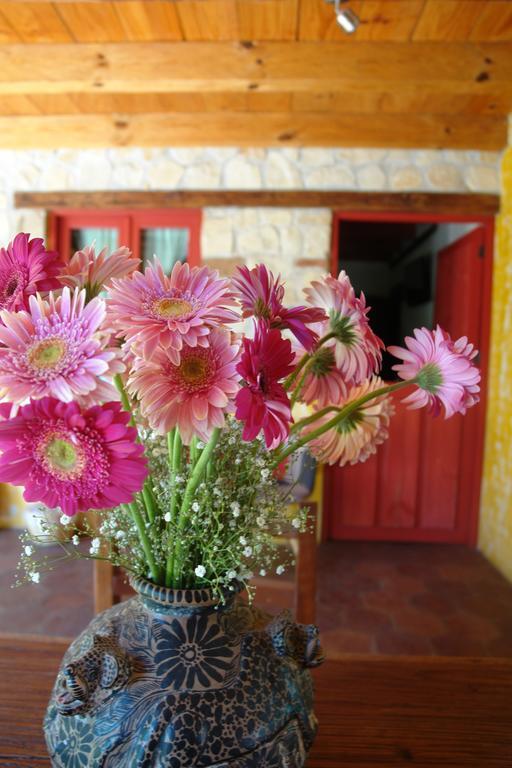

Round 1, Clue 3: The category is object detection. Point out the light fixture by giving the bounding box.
[325,0,360,34]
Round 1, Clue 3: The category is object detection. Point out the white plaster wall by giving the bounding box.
[0,146,501,304]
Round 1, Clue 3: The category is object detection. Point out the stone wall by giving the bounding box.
[0,146,502,304]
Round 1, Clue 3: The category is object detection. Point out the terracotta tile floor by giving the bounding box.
[1,529,511,656]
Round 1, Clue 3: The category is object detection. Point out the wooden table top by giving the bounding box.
[1,634,511,767]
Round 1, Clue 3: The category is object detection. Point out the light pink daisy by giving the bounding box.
[0,397,147,516]
[0,287,118,404]
[299,346,347,407]
[0,233,62,312]
[232,264,326,351]
[235,322,295,449]
[304,271,383,384]
[128,329,240,444]
[305,378,394,467]
[388,325,480,418]
[108,259,239,361]
[59,244,140,299]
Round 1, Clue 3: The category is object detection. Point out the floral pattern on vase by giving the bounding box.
[44,577,323,767]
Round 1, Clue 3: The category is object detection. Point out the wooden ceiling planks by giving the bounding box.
[114,1,183,42]
[237,0,299,41]
[0,2,73,43]
[55,1,127,42]
[413,1,484,41]
[469,1,512,41]
[176,1,238,41]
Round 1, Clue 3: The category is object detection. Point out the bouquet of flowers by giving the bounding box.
[3,233,480,596]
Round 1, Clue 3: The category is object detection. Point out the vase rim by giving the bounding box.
[129,575,242,611]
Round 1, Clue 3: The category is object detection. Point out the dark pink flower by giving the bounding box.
[0,397,147,516]
[232,264,326,351]
[0,233,62,312]
[388,325,480,418]
[235,323,295,449]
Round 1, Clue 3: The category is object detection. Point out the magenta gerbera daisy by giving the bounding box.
[0,397,147,516]
[305,377,394,467]
[0,233,62,312]
[235,323,295,449]
[108,259,239,361]
[128,329,240,444]
[388,325,481,418]
[232,264,326,351]
[0,287,118,404]
[59,243,140,299]
[304,271,383,384]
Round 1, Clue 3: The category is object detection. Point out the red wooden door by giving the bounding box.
[326,226,487,544]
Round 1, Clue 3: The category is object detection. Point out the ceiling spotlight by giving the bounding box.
[327,0,360,34]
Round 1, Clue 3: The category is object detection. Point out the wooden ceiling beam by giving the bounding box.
[0,111,505,149]
[0,41,510,95]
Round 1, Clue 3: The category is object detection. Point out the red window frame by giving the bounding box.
[48,208,202,267]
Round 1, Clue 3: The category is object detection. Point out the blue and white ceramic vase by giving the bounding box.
[44,576,323,767]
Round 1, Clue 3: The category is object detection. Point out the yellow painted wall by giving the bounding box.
[479,143,512,581]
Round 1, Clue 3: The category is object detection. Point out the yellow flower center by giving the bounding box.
[153,297,193,319]
[180,355,208,384]
[44,437,84,478]
[28,339,67,369]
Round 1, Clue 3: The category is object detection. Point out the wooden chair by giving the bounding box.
[94,504,317,623]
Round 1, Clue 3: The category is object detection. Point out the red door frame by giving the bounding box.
[325,210,495,547]
[48,208,202,267]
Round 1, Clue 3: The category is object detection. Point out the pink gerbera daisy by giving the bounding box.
[232,264,326,351]
[235,323,295,449]
[305,377,394,467]
[0,397,147,516]
[128,329,240,444]
[59,243,140,299]
[108,259,239,361]
[304,271,383,384]
[0,287,118,404]
[0,233,62,312]
[299,346,347,407]
[388,325,480,418]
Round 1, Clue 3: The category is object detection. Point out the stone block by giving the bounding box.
[40,165,73,192]
[14,209,46,238]
[295,209,331,228]
[202,256,244,277]
[182,162,221,189]
[390,165,424,191]
[465,165,500,192]
[224,157,262,189]
[237,226,280,255]
[264,151,303,189]
[357,164,387,190]
[0,211,11,243]
[302,224,331,259]
[13,163,41,191]
[76,158,112,190]
[426,164,464,190]
[201,217,233,257]
[304,165,355,190]
[264,209,293,227]
[168,148,207,165]
[280,226,303,258]
[112,162,145,188]
[147,159,184,189]
[300,149,335,167]
[338,148,388,164]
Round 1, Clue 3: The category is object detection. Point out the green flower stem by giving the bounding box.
[124,502,162,583]
[172,428,221,587]
[141,483,157,525]
[114,373,135,427]
[165,429,183,587]
[272,378,416,468]
[290,405,342,434]
[290,363,311,408]
[189,436,198,465]
[284,331,337,393]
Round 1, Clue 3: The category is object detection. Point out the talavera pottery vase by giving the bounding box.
[44,576,324,767]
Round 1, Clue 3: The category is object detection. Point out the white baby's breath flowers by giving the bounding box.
[164,512,171,522]
[115,530,125,540]
[243,546,253,557]
[191,502,200,513]
[60,514,72,526]
[239,536,247,546]
[259,569,267,577]
[71,535,80,546]
[256,516,266,528]
[195,564,206,578]
[292,518,301,529]
[89,537,101,555]
[276,565,285,575]
[260,468,270,480]
[227,569,237,580]
[30,571,40,583]
[230,502,240,517]
[24,545,33,556]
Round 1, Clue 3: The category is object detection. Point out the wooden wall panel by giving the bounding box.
[237,0,299,41]
[56,1,127,42]
[0,9,21,42]
[469,1,512,41]
[413,1,483,41]
[356,1,424,41]
[114,1,183,42]
[0,2,72,42]
[176,1,238,41]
